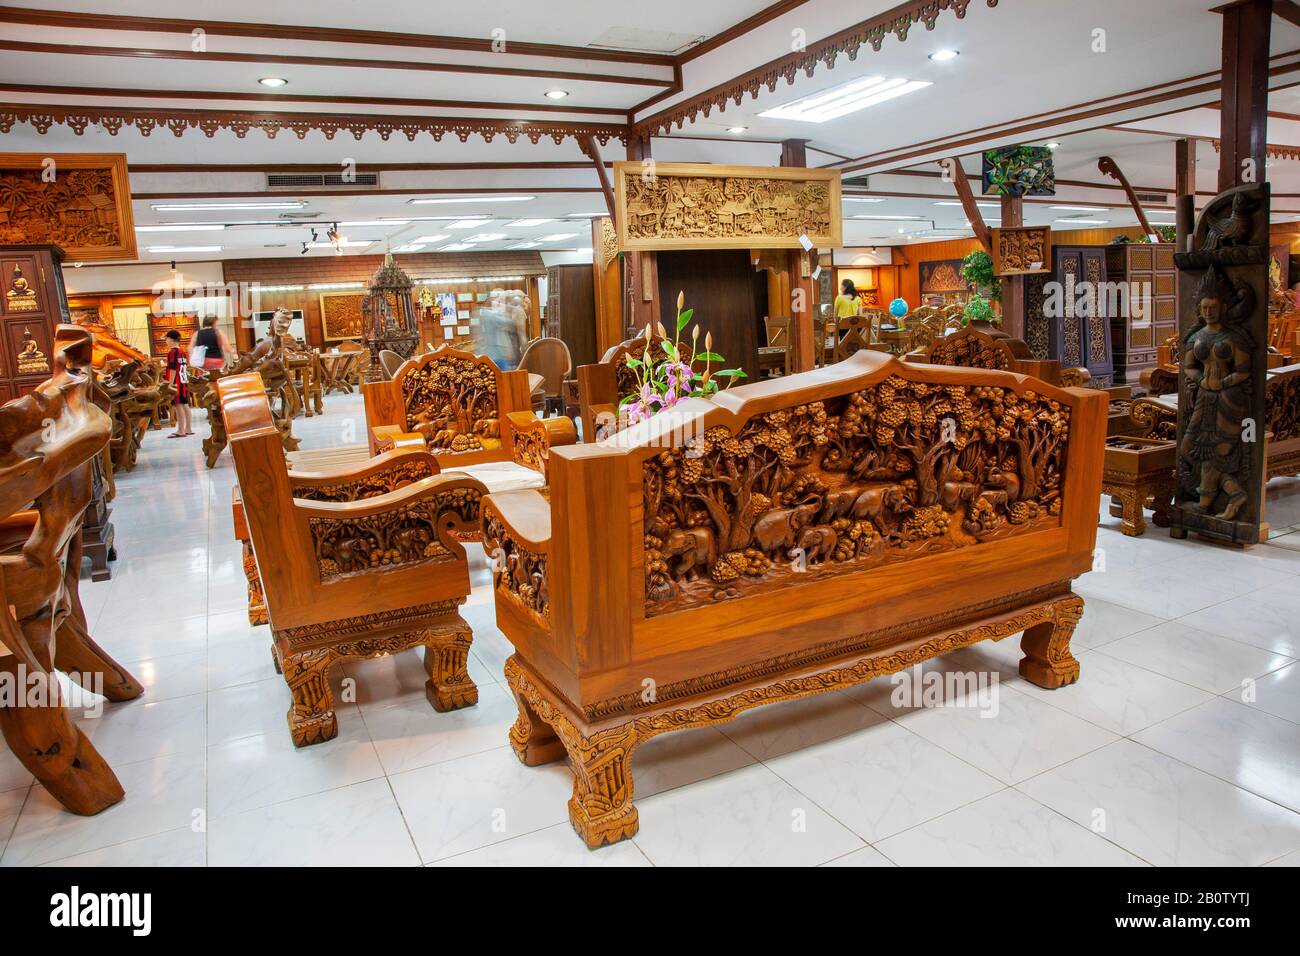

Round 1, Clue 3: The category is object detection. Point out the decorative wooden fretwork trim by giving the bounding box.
[0,104,628,145]
[633,0,1000,138]
[279,598,464,647]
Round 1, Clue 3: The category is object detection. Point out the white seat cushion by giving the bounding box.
[448,460,545,494]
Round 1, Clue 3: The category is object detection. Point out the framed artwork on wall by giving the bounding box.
[319,292,366,342]
[0,153,137,261]
[920,259,972,295]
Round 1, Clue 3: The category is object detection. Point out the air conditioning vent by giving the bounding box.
[1133,191,1169,204]
[266,172,379,189]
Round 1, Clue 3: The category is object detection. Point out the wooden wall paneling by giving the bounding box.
[544,264,597,368]
[656,249,760,380]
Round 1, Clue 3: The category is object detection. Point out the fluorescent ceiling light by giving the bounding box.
[507,219,553,227]
[307,282,364,290]
[409,195,533,205]
[440,243,476,251]
[852,215,925,221]
[1055,219,1109,225]
[146,245,222,253]
[151,201,305,211]
[411,234,450,243]
[509,242,541,249]
[538,233,579,241]
[392,244,425,253]
[464,233,507,242]
[307,240,373,248]
[568,212,606,218]
[339,219,411,227]
[135,224,226,232]
[843,197,885,203]
[933,201,1000,208]
[446,219,491,229]
[1050,205,1110,212]
[759,75,931,123]
[929,49,959,62]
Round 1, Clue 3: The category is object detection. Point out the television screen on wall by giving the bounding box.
[982,146,1056,197]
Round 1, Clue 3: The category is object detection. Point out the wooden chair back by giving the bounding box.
[518,336,572,400]
[833,314,875,362]
[907,322,1065,386]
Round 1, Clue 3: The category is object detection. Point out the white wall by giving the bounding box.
[62,261,226,297]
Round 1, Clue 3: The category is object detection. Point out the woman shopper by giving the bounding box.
[188,314,231,371]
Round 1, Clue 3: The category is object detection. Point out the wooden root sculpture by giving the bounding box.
[0,325,143,814]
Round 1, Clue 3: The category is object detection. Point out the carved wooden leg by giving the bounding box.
[423,622,478,712]
[57,534,143,702]
[281,647,338,746]
[241,540,268,626]
[565,724,640,849]
[0,659,124,815]
[508,687,565,766]
[1117,487,1145,537]
[1019,595,1083,689]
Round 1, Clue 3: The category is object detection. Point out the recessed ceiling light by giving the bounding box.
[727,126,748,133]
[146,245,223,253]
[135,224,226,232]
[258,77,288,88]
[1046,142,1061,150]
[759,76,932,123]
[507,219,553,228]
[409,196,534,205]
[929,49,959,61]
[544,90,569,99]
[151,201,305,211]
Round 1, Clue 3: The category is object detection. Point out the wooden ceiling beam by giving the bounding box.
[946,156,993,252]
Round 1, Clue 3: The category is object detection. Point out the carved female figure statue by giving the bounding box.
[1179,268,1255,521]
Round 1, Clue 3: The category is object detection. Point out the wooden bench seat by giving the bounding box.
[484,350,1107,848]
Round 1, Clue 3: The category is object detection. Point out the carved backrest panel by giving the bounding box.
[641,368,1072,616]
[917,324,1018,372]
[1266,364,1300,444]
[396,347,502,454]
[292,456,438,502]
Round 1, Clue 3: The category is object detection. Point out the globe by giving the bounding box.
[888,298,909,319]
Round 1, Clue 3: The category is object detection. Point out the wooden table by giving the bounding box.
[319,350,360,394]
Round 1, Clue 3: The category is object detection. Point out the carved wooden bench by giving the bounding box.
[218,372,490,747]
[484,351,1106,848]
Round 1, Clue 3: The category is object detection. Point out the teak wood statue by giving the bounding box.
[484,351,1106,848]
[218,373,490,746]
[0,325,142,814]
[1172,183,1271,545]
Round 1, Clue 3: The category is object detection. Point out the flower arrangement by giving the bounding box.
[619,291,746,425]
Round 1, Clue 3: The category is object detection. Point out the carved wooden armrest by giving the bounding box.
[587,402,619,440]
[371,424,427,455]
[290,450,442,502]
[506,412,577,480]
[1130,395,1178,439]
[294,473,488,584]
[481,490,551,623]
[1059,366,1092,388]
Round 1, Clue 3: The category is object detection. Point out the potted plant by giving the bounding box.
[619,292,747,425]
[961,250,1001,302]
[963,294,998,327]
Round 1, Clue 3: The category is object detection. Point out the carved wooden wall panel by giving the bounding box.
[993,226,1051,276]
[613,161,842,251]
[319,291,366,342]
[642,374,1071,615]
[0,154,136,262]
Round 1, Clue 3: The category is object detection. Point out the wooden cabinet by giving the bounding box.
[148,311,198,359]
[1106,243,1177,385]
[0,243,71,400]
[1025,245,1115,387]
[543,264,597,368]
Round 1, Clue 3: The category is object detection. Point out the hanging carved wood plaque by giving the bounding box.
[319,291,366,342]
[993,226,1051,276]
[613,161,841,251]
[0,153,136,262]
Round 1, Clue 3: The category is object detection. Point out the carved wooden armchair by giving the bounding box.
[1139,334,1180,396]
[98,359,152,473]
[0,326,143,814]
[906,322,1080,387]
[485,351,1106,848]
[219,373,492,746]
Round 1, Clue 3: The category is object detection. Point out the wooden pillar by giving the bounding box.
[1174,138,1198,253]
[625,135,658,336]
[1217,0,1270,193]
[591,216,622,356]
[782,138,817,372]
[999,196,1025,341]
[1170,0,1271,547]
